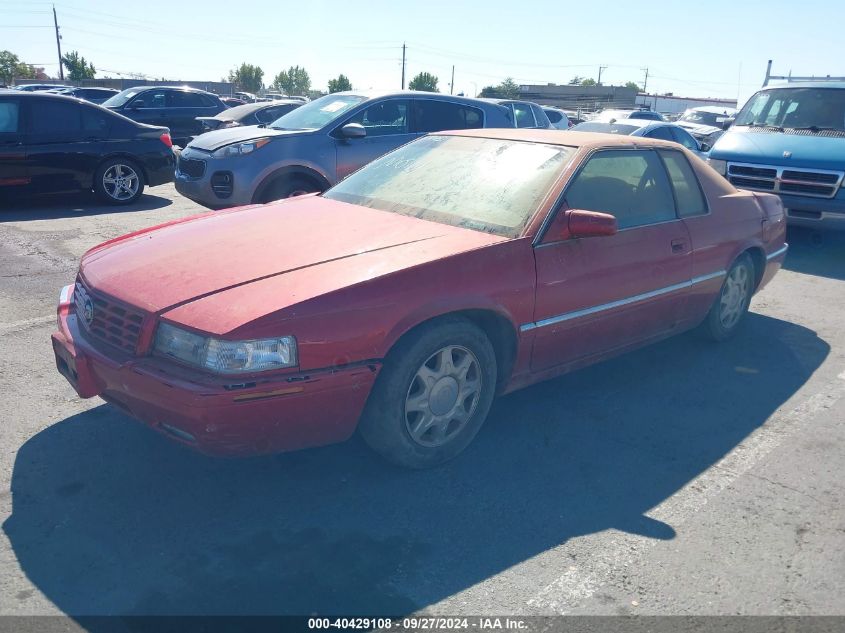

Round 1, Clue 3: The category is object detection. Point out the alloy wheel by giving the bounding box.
[102,164,140,201]
[719,264,750,329]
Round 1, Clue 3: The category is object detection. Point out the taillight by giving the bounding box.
[160,132,173,148]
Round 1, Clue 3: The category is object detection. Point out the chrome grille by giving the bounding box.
[727,162,844,199]
[75,278,145,353]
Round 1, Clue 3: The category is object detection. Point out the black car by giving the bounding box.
[102,86,227,146]
[46,86,120,105]
[0,93,175,205]
[196,100,302,133]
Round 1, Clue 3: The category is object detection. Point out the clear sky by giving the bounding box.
[2,0,843,104]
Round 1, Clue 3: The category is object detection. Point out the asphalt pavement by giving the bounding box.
[0,184,843,618]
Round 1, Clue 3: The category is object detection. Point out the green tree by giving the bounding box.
[327,73,352,93]
[497,77,520,99]
[273,65,311,96]
[568,76,584,85]
[408,71,439,92]
[478,85,497,97]
[0,50,35,85]
[624,81,641,90]
[61,50,96,80]
[227,63,264,93]
[580,78,598,86]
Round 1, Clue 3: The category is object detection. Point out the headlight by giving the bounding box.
[154,322,297,373]
[212,137,271,159]
[707,158,727,176]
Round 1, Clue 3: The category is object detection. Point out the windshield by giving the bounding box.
[323,135,575,238]
[269,94,366,130]
[735,87,845,131]
[679,110,731,126]
[571,122,641,135]
[102,88,143,108]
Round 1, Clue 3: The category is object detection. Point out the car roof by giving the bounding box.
[684,105,737,114]
[761,81,845,90]
[216,100,300,118]
[129,85,218,95]
[332,90,508,107]
[436,127,691,151]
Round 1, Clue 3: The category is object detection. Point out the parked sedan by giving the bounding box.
[52,131,787,467]
[102,86,227,146]
[570,120,710,157]
[45,86,119,104]
[196,100,302,133]
[175,90,513,208]
[0,92,174,204]
[676,105,738,146]
[543,107,571,130]
[593,108,665,122]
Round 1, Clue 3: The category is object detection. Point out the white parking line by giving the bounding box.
[527,370,845,614]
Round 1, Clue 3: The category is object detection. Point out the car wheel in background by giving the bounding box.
[359,317,497,469]
[259,176,321,203]
[701,253,755,341]
[94,159,145,205]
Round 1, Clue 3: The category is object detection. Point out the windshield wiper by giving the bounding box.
[745,122,784,131]
[792,125,842,132]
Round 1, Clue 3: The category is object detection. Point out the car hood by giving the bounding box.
[80,196,506,331]
[711,128,845,170]
[185,125,308,151]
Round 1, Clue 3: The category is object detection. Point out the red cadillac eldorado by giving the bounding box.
[52,130,787,468]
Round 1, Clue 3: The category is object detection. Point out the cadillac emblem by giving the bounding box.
[783,151,792,158]
[75,284,95,327]
[83,296,94,326]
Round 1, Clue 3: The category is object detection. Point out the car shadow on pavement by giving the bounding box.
[3,313,829,619]
[0,189,174,222]
[783,226,845,281]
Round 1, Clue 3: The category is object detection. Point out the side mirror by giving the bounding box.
[340,123,366,139]
[699,142,711,153]
[722,117,734,130]
[567,209,618,238]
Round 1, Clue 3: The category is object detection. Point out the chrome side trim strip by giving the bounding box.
[520,270,727,333]
[766,243,789,260]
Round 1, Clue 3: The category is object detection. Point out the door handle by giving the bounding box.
[671,239,687,253]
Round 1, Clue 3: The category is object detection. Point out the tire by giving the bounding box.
[359,317,498,469]
[94,158,145,205]
[700,253,755,341]
[258,176,320,203]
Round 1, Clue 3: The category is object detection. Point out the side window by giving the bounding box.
[659,150,708,218]
[198,94,219,108]
[412,100,483,133]
[512,102,536,128]
[531,104,549,127]
[565,150,676,229]
[82,106,112,134]
[670,127,699,151]
[132,90,166,108]
[646,126,674,141]
[169,91,206,108]
[0,101,20,133]
[346,100,409,136]
[29,100,82,135]
[545,110,562,124]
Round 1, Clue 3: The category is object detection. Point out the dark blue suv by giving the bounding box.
[103,86,227,146]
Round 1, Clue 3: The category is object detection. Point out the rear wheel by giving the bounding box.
[359,318,497,468]
[700,253,755,341]
[94,159,145,205]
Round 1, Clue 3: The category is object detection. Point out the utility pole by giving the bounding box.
[53,4,64,80]
[597,65,607,86]
[642,67,649,93]
[450,65,455,95]
[401,42,406,89]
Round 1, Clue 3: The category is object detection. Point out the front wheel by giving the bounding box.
[700,253,755,341]
[258,176,321,203]
[94,159,145,205]
[359,318,497,469]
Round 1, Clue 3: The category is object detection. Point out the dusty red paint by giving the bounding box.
[52,130,787,456]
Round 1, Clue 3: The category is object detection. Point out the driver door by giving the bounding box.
[334,98,416,180]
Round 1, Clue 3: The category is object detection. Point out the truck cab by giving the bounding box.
[708,82,845,230]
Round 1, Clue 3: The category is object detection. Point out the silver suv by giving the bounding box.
[175,90,514,208]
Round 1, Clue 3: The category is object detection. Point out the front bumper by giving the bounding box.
[51,290,379,456]
[174,149,256,209]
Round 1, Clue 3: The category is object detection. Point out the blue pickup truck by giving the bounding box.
[707,82,845,230]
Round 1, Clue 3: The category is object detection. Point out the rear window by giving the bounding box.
[30,100,81,133]
[545,110,562,123]
[413,100,483,133]
[659,150,707,217]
